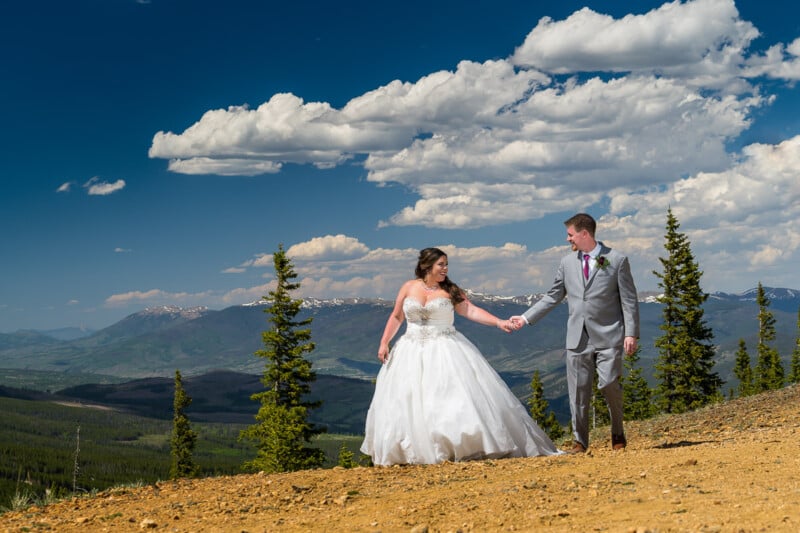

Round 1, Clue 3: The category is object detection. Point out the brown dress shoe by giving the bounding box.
[611,433,627,450]
[565,441,587,454]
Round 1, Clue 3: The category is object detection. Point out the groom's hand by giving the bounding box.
[624,336,637,356]
[496,319,514,333]
[509,316,525,330]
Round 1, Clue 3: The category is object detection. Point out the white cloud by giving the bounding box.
[220,283,276,305]
[56,182,72,193]
[167,157,282,176]
[231,237,373,277]
[149,97,360,169]
[743,37,800,81]
[250,254,273,268]
[149,61,546,175]
[510,0,759,86]
[287,234,370,260]
[225,240,554,303]
[377,182,594,229]
[596,135,800,291]
[105,289,167,306]
[294,275,393,299]
[148,0,798,235]
[114,247,132,253]
[105,288,210,307]
[84,177,126,196]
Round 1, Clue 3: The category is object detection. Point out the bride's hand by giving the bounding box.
[378,343,390,363]
[496,319,514,333]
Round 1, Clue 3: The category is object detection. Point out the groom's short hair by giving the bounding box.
[564,213,596,236]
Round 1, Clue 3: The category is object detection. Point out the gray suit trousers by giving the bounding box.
[569,328,624,447]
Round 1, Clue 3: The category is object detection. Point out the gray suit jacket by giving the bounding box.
[522,243,639,350]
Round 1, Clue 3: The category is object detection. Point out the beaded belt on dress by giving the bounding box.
[404,322,456,343]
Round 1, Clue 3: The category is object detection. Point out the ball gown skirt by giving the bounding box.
[360,297,561,466]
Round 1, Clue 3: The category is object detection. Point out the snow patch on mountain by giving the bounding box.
[140,305,208,319]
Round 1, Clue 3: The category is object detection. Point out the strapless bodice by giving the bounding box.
[402,297,455,342]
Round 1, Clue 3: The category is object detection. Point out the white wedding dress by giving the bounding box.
[361,297,561,466]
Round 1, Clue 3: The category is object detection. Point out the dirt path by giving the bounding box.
[2,385,799,532]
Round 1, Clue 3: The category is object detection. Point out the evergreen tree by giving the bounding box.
[623,347,654,420]
[240,245,325,473]
[733,339,754,397]
[527,369,548,422]
[170,369,198,479]
[653,208,723,414]
[337,442,357,469]
[790,307,800,384]
[754,283,784,391]
[542,410,564,443]
[527,370,564,442]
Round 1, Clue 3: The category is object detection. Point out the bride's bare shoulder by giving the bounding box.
[400,279,423,291]
[394,279,424,301]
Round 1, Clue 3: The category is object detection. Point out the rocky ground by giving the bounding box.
[2,384,799,532]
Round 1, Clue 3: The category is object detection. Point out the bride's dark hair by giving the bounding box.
[415,247,465,305]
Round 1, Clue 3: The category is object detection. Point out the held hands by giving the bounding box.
[496,316,525,333]
[509,316,525,331]
[496,319,515,333]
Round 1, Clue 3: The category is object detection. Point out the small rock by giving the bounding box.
[140,518,158,529]
[410,525,429,533]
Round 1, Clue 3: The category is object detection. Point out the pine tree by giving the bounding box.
[754,283,784,391]
[527,370,564,442]
[337,442,357,469]
[733,339,754,397]
[240,244,325,473]
[790,307,800,384]
[623,347,654,420]
[653,208,723,414]
[170,369,199,479]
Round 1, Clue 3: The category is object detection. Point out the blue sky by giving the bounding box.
[2,0,799,332]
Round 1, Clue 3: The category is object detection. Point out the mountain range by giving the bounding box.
[1,287,798,429]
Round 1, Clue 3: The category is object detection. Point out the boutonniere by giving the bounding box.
[596,256,611,270]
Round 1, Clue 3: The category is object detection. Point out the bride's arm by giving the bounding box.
[455,294,514,333]
[378,281,411,363]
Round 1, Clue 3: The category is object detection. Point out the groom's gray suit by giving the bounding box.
[522,243,639,448]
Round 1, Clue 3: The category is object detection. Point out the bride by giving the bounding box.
[360,247,561,466]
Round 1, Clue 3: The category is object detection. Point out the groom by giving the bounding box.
[511,213,639,453]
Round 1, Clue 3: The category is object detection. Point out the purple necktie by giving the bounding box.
[583,254,590,280]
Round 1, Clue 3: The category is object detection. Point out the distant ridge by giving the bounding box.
[0,287,797,394]
[710,286,800,311]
